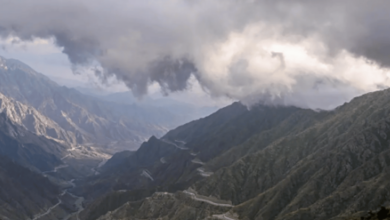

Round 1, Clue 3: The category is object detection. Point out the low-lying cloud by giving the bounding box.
[1,0,390,109]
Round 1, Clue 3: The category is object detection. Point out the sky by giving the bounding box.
[0,37,230,107]
[1,0,390,110]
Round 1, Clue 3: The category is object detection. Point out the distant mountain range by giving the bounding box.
[77,88,390,220]
[0,56,216,153]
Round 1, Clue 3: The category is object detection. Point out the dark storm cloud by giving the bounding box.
[54,32,100,65]
[0,0,390,109]
[149,57,197,95]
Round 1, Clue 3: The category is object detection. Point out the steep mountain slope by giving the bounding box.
[0,112,65,172]
[85,102,298,182]
[216,91,390,220]
[0,89,112,178]
[80,88,390,220]
[0,111,100,220]
[0,92,77,145]
[0,155,60,220]
[0,56,200,152]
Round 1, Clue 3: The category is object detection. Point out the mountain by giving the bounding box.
[0,92,78,145]
[0,112,66,172]
[77,102,320,217]
[78,88,390,220]
[0,56,204,153]
[81,102,315,196]
[0,155,60,220]
[0,89,113,178]
[0,111,89,220]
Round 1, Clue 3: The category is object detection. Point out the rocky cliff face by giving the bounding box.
[79,88,390,220]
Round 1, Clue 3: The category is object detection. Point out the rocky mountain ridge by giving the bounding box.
[0,56,203,153]
[0,92,78,145]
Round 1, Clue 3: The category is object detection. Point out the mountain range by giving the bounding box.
[0,56,217,219]
[76,89,390,220]
[1,56,390,219]
[0,56,214,153]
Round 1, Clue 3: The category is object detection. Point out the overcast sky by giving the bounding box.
[1,0,390,109]
[0,29,230,107]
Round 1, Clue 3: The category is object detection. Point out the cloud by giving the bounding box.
[1,0,390,109]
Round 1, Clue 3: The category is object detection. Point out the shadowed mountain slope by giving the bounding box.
[78,102,322,218]
[0,155,60,220]
[79,88,390,220]
[0,92,77,145]
[0,112,65,172]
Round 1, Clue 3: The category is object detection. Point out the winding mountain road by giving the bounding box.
[32,178,84,220]
[32,199,62,220]
[42,164,69,174]
[161,139,189,150]
[141,169,154,181]
[212,213,237,220]
[183,190,233,207]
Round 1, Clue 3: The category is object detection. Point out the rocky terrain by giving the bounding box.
[76,88,390,220]
[0,92,77,145]
[0,90,111,173]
